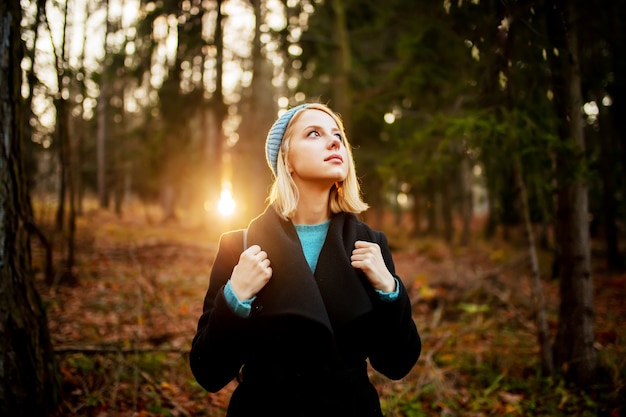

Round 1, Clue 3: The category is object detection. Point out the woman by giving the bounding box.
[190,102,421,417]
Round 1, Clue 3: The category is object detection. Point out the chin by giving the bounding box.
[326,172,347,181]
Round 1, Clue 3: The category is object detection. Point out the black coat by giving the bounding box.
[190,207,421,417]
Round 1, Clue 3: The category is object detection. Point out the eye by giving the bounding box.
[306,130,321,138]
[334,133,343,142]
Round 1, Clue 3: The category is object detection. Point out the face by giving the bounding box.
[286,108,349,188]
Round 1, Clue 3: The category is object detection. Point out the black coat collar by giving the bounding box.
[246,207,373,332]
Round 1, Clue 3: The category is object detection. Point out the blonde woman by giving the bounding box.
[190,103,421,417]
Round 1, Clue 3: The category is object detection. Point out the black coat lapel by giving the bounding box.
[246,208,374,332]
[315,213,373,328]
[247,207,332,331]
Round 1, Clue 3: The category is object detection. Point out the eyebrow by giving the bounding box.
[303,124,341,133]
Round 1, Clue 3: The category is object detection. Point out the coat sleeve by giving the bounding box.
[367,230,421,380]
[189,231,251,392]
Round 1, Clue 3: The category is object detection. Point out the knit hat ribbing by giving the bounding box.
[265,103,310,176]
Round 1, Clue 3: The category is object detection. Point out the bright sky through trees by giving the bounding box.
[21,0,302,142]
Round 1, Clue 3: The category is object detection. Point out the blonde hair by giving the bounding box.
[268,103,369,220]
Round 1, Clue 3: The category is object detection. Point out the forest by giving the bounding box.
[0,0,624,416]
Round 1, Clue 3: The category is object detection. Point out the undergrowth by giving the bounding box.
[37,208,625,417]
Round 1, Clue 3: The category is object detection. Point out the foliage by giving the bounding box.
[20,0,625,257]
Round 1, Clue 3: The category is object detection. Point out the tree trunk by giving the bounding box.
[97,0,112,208]
[97,80,109,208]
[596,94,621,269]
[483,183,498,239]
[50,0,70,231]
[113,88,125,217]
[0,1,60,413]
[75,0,90,217]
[22,0,46,189]
[496,2,554,374]
[46,0,76,283]
[513,156,554,374]
[22,0,55,284]
[54,99,68,230]
[441,178,454,244]
[459,154,472,246]
[331,0,352,132]
[234,0,276,219]
[410,186,422,237]
[606,0,626,269]
[424,178,438,236]
[65,104,77,282]
[212,0,227,209]
[546,0,598,385]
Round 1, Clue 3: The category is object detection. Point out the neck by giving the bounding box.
[291,182,332,225]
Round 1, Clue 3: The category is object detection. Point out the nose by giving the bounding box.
[328,135,341,150]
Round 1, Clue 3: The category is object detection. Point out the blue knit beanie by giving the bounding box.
[265,103,310,176]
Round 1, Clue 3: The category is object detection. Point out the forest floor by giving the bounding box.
[35,205,625,417]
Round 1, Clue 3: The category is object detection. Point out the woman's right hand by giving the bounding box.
[229,245,272,301]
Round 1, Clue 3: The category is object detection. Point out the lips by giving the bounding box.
[325,154,344,162]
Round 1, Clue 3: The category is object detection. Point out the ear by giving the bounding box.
[285,155,293,174]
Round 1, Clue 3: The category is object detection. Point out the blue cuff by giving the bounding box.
[224,280,256,318]
[375,277,400,302]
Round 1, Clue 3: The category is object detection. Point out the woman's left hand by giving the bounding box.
[351,240,396,293]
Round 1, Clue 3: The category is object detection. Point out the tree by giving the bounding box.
[577,0,625,270]
[491,0,554,375]
[329,0,352,130]
[234,0,278,219]
[97,0,113,208]
[21,0,55,285]
[445,0,596,380]
[0,0,60,414]
[44,0,78,283]
[45,0,71,232]
[546,0,598,385]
